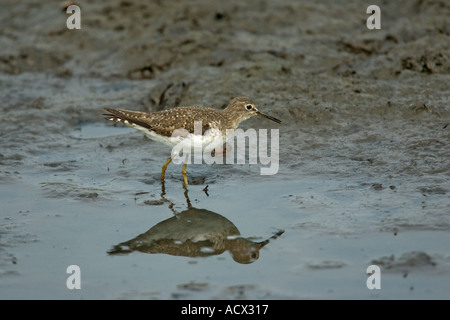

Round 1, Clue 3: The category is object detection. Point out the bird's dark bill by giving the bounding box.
[256,111,281,124]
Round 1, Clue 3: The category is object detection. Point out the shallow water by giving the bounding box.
[1,0,449,299]
[1,177,449,299]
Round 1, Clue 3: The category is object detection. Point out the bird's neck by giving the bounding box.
[222,108,246,130]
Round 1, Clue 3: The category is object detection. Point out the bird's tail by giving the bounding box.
[103,108,152,130]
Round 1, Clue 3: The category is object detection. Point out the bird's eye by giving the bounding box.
[245,104,253,110]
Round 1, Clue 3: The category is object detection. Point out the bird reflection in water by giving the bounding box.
[108,183,284,264]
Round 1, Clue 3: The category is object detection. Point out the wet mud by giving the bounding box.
[0,0,449,299]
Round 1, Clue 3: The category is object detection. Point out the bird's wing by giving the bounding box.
[104,107,220,137]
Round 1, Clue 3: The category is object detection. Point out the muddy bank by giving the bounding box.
[0,0,449,299]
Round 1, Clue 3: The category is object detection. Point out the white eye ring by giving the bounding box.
[245,104,253,110]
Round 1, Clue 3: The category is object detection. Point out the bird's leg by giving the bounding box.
[161,154,175,181]
[181,154,189,185]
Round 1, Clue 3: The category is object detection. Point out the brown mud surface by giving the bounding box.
[0,0,449,299]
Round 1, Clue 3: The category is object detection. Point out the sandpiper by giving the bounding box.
[103,97,281,184]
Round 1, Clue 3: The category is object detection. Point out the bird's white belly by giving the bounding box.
[136,125,225,154]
